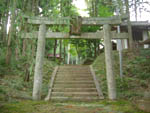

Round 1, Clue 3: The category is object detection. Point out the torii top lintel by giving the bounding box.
[24,14,128,26]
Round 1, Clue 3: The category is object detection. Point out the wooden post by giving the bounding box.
[103,24,116,100]
[143,30,149,48]
[33,24,46,100]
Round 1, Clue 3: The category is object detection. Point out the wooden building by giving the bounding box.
[119,21,150,49]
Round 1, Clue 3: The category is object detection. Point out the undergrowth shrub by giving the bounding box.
[0,47,9,76]
[92,49,150,99]
[0,48,58,102]
[125,49,150,79]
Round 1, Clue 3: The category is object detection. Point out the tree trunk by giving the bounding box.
[32,0,39,15]
[64,44,66,63]
[22,39,27,56]
[97,42,100,55]
[31,0,39,58]
[125,0,134,50]
[6,0,16,65]
[2,14,8,43]
[24,64,30,82]
[67,44,70,64]
[22,0,32,57]
[59,40,62,58]
[91,1,95,16]
[15,34,20,60]
[117,0,124,14]
[32,41,36,57]
[134,0,137,21]
[54,39,57,60]
[95,0,99,16]
[103,24,116,100]
[15,47,19,60]
[88,40,92,57]
[32,24,46,100]
[94,41,97,57]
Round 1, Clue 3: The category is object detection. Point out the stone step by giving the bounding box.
[57,71,91,76]
[46,65,103,101]
[54,81,94,84]
[52,92,98,97]
[56,75,93,79]
[57,71,91,75]
[51,96,99,101]
[59,66,89,69]
[58,70,90,72]
[58,68,90,70]
[55,77,93,81]
[58,66,89,68]
[59,66,89,67]
[56,73,92,76]
[52,88,97,92]
[55,76,93,79]
[57,72,91,74]
[58,69,90,72]
[56,76,92,79]
[53,84,95,88]
[58,69,90,71]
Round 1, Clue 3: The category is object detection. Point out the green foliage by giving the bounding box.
[85,0,115,17]
[81,26,101,32]
[69,44,77,56]
[0,0,8,14]
[98,5,114,17]
[68,39,102,62]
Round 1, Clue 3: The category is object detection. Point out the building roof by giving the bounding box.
[121,21,150,30]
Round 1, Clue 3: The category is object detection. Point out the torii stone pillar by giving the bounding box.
[33,24,46,100]
[103,24,116,100]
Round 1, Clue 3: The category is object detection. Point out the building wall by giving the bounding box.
[132,30,143,41]
[143,30,149,48]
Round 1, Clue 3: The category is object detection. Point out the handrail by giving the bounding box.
[45,66,59,101]
[90,65,104,99]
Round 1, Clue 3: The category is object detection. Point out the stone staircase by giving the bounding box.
[45,65,104,101]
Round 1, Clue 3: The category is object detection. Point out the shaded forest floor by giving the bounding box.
[0,48,150,113]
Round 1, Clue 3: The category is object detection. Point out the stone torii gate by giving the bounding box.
[22,15,128,100]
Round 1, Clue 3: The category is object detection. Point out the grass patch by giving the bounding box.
[0,100,147,113]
